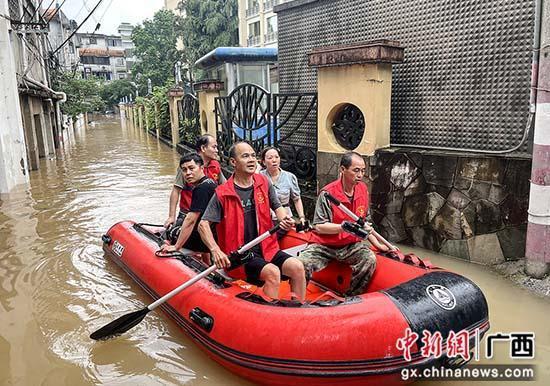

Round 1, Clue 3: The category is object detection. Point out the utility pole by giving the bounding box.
[0,0,29,192]
[526,0,550,278]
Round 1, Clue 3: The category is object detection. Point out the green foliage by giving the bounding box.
[139,84,170,132]
[101,79,136,108]
[54,72,105,119]
[131,9,182,92]
[177,0,239,75]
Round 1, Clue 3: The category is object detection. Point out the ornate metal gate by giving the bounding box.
[215,83,317,180]
[178,94,200,149]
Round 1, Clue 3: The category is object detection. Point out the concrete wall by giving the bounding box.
[1,0,29,192]
[318,150,531,264]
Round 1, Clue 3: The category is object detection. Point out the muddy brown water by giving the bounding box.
[1,116,548,385]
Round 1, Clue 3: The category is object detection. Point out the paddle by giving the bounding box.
[324,192,398,251]
[90,224,281,340]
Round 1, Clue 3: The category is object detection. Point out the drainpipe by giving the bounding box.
[525,0,550,278]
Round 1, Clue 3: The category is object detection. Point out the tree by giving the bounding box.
[177,0,239,77]
[131,9,182,92]
[101,79,136,108]
[55,72,104,120]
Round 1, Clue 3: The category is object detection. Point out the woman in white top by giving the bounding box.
[259,147,306,225]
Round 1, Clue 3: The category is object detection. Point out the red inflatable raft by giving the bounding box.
[101,221,489,386]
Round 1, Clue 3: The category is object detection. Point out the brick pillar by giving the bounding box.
[168,87,184,146]
[194,80,224,137]
[307,40,404,188]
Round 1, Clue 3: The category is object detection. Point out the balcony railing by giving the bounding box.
[263,0,279,11]
[246,5,259,17]
[247,35,261,46]
[264,31,278,43]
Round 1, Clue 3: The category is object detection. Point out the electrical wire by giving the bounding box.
[44,0,68,23]
[22,0,45,24]
[40,0,56,19]
[52,0,105,56]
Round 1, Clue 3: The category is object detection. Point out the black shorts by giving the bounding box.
[244,250,291,286]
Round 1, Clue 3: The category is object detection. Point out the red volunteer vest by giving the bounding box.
[205,160,222,184]
[215,174,280,279]
[179,184,193,212]
[179,159,221,212]
[310,179,370,247]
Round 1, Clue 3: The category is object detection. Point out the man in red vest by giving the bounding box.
[164,134,225,228]
[196,134,226,184]
[298,151,388,296]
[199,142,306,300]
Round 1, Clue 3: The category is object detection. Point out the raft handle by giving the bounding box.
[101,235,112,245]
[189,307,214,332]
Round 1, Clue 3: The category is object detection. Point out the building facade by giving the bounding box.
[238,0,291,48]
[1,0,66,185]
[117,22,136,74]
[76,33,127,80]
[43,7,78,71]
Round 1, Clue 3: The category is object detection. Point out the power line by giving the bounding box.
[44,0,68,23]
[41,0,56,19]
[23,0,46,24]
[51,0,106,56]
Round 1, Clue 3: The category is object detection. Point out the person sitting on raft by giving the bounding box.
[195,134,226,184]
[160,153,217,264]
[163,134,224,228]
[259,147,306,226]
[298,151,389,296]
[198,142,306,301]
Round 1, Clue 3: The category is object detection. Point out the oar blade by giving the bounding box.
[90,308,150,340]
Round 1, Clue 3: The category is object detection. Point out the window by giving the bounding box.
[80,56,110,65]
[118,73,126,79]
[116,58,125,66]
[248,21,260,37]
[246,0,259,17]
[107,39,120,47]
[267,16,277,34]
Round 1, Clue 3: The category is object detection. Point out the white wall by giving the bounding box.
[0,0,29,193]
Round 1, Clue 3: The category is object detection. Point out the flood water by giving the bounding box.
[0,115,548,385]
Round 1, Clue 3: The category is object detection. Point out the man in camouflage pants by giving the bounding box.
[298,152,387,296]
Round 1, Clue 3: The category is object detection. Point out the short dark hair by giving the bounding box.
[228,141,252,159]
[180,152,204,167]
[340,151,364,168]
[195,134,214,152]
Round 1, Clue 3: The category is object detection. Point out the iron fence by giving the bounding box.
[215,83,317,181]
[178,94,200,149]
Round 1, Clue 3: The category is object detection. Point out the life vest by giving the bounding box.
[205,159,222,184]
[215,173,279,279]
[310,179,370,248]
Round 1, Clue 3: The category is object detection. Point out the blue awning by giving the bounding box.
[194,47,278,69]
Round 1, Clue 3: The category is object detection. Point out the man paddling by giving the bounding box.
[298,151,388,296]
[164,134,225,228]
[160,153,217,263]
[199,142,306,300]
